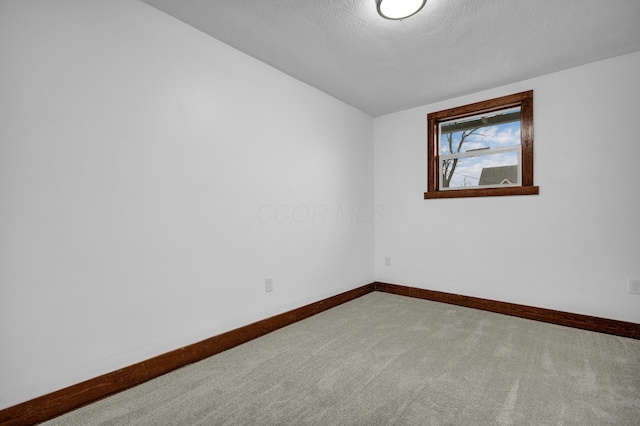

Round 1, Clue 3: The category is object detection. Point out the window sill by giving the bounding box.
[424,186,539,199]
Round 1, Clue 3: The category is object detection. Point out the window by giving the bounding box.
[425,91,539,199]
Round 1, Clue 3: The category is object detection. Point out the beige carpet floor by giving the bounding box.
[43,292,640,425]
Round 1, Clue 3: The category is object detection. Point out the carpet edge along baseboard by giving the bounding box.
[0,284,373,426]
[2,282,638,425]
[374,281,640,339]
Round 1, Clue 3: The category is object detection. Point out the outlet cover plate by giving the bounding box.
[629,279,640,295]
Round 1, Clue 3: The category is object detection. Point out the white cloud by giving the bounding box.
[475,125,520,147]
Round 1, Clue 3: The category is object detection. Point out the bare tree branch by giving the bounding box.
[442,127,483,188]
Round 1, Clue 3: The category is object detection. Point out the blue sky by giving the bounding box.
[441,121,520,188]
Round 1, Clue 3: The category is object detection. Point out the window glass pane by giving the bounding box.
[439,107,521,155]
[442,151,519,188]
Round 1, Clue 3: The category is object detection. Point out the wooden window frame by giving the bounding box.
[425,91,539,199]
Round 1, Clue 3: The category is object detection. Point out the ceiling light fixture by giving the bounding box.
[376,0,427,20]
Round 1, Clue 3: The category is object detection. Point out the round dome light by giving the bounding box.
[376,0,427,20]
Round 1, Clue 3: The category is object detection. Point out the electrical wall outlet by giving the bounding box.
[265,277,273,293]
[629,279,640,295]
[384,256,391,267]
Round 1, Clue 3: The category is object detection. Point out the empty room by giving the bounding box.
[1,0,639,424]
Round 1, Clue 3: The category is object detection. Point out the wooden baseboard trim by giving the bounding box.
[4,281,637,424]
[373,281,640,339]
[0,284,374,426]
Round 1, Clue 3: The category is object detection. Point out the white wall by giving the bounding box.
[0,0,374,409]
[374,51,640,324]
[2,0,638,414]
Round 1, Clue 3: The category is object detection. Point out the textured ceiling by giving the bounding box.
[139,0,640,117]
